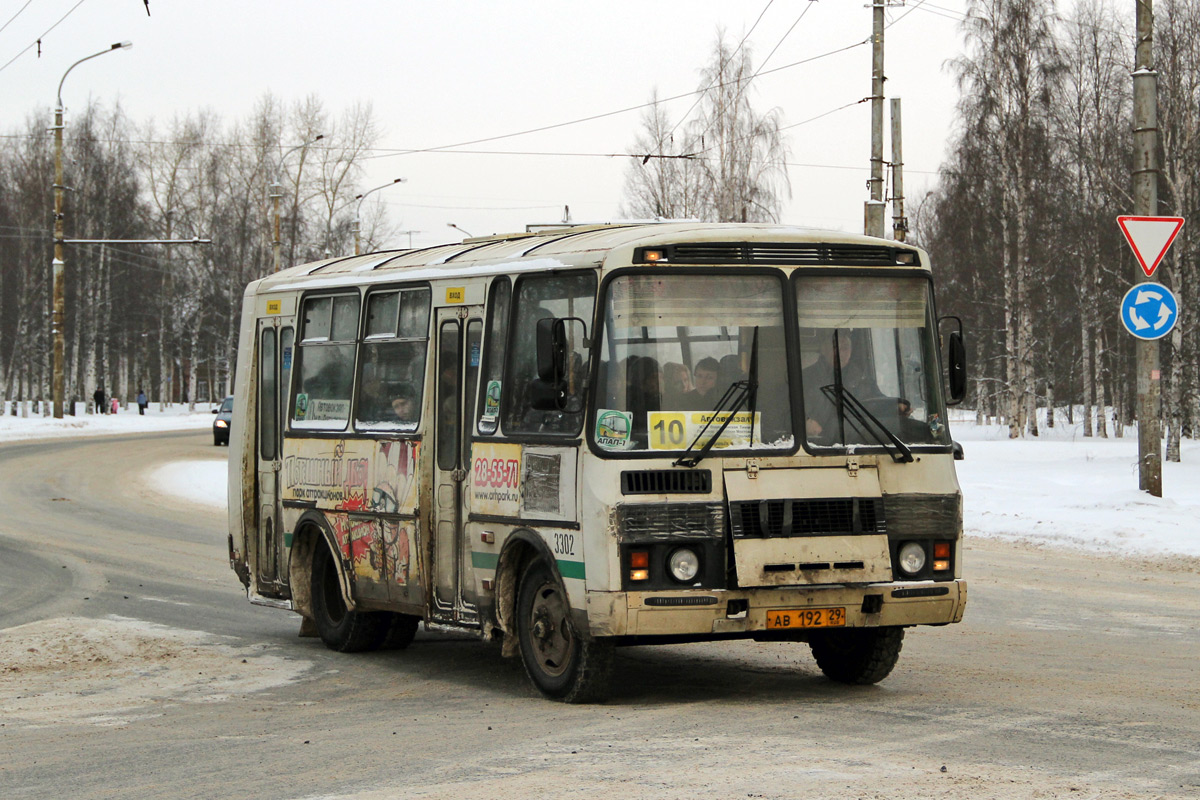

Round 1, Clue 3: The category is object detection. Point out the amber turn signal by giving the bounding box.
[630,551,650,569]
[933,542,951,559]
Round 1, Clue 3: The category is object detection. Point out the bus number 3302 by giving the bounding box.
[553,532,576,556]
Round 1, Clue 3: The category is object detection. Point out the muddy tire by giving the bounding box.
[516,560,612,703]
[809,626,905,685]
[310,544,388,653]
[380,613,420,650]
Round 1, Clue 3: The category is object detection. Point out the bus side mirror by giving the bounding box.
[939,315,967,405]
[947,331,967,403]
[533,317,589,412]
[535,318,563,383]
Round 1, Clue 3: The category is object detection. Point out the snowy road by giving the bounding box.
[1,431,1198,799]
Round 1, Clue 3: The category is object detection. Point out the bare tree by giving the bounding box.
[621,32,790,224]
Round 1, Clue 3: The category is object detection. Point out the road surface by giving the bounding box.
[0,431,1197,799]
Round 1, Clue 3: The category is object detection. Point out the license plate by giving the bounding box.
[765,607,846,629]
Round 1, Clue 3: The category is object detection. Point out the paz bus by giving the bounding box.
[228,222,968,702]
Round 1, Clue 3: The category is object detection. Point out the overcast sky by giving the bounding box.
[3,0,972,252]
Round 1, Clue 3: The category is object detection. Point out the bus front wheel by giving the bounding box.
[808,626,905,685]
[516,560,612,703]
[310,544,388,652]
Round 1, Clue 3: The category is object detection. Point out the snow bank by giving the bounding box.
[146,460,228,510]
[0,616,310,727]
[0,401,214,442]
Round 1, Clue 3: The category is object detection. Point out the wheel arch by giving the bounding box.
[288,510,356,621]
[494,528,565,654]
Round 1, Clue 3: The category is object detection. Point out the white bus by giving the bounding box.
[228,222,969,702]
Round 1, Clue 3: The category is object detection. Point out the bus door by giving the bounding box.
[431,305,484,624]
[255,317,294,594]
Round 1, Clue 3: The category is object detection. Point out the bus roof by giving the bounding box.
[254,222,930,294]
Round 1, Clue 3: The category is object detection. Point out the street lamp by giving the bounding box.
[271,134,323,272]
[51,41,132,419]
[447,222,475,238]
[353,178,405,255]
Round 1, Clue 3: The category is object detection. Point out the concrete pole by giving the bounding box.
[890,97,907,242]
[51,104,66,418]
[1133,0,1161,496]
[272,187,282,272]
[865,0,887,239]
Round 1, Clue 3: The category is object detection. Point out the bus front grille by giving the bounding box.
[729,498,885,538]
[620,469,713,495]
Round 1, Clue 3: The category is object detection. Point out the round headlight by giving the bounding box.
[898,541,927,575]
[668,548,700,582]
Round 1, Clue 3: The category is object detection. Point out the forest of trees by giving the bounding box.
[917,0,1200,452]
[0,94,392,411]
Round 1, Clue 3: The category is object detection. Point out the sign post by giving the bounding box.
[1130,0,1162,496]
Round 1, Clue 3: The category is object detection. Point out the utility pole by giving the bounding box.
[1133,0,1161,496]
[890,98,907,242]
[51,41,132,418]
[864,0,887,239]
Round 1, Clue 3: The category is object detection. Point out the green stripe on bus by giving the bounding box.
[557,559,586,580]
[470,551,584,580]
[471,551,499,571]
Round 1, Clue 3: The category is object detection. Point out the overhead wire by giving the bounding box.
[663,0,777,142]
[0,0,38,38]
[0,0,93,76]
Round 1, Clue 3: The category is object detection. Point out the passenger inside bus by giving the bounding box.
[389,384,419,424]
[682,357,720,408]
[803,328,879,440]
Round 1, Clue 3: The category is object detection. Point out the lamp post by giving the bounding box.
[353,177,405,255]
[271,134,323,272]
[51,41,132,419]
[447,222,475,238]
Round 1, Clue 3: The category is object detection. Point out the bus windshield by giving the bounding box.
[797,274,950,451]
[593,273,794,453]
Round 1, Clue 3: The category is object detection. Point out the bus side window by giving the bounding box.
[356,287,431,431]
[502,272,596,436]
[291,292,360,431]
[477,277,511,435]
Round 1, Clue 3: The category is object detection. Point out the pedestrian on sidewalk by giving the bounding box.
[93,387,105,414]
[137,389,148,416]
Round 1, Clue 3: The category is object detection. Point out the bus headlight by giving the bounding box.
[668,548,700,582]
[898,541,926,576]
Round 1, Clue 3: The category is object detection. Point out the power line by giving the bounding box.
[0,0,93,76]
[0,0,38,38]
[665,0,777,141]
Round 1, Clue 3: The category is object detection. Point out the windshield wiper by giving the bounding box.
[819,384,914,463]
[674,328,759,468]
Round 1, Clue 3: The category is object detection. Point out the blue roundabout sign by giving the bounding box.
[1120,283,1178,341]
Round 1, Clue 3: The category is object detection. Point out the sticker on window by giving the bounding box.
[295,392,309,420]
[482,380,502,420]
[648,410,760,450]
[595,409,633,449]
[282,346,293,370]
[308,399,351,421]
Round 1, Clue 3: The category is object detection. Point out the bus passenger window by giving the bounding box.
[477,278,510,434]
[356,287,431,431]
[292,292,360,431]
[502,272,596,436]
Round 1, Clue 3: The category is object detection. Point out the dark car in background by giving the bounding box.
[212,396,233,446]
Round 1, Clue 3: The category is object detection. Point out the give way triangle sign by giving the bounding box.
[1117,215,1185,277]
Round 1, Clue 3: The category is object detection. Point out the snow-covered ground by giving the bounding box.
[954,418,1200,559]
[0,401,215,441]
[3,409,1197,559]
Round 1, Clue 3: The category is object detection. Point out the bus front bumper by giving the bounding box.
[585,579,966,638]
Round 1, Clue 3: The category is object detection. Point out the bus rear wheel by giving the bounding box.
[808,626,905,685]
[516,560,612,703]
[310,544,387,652]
